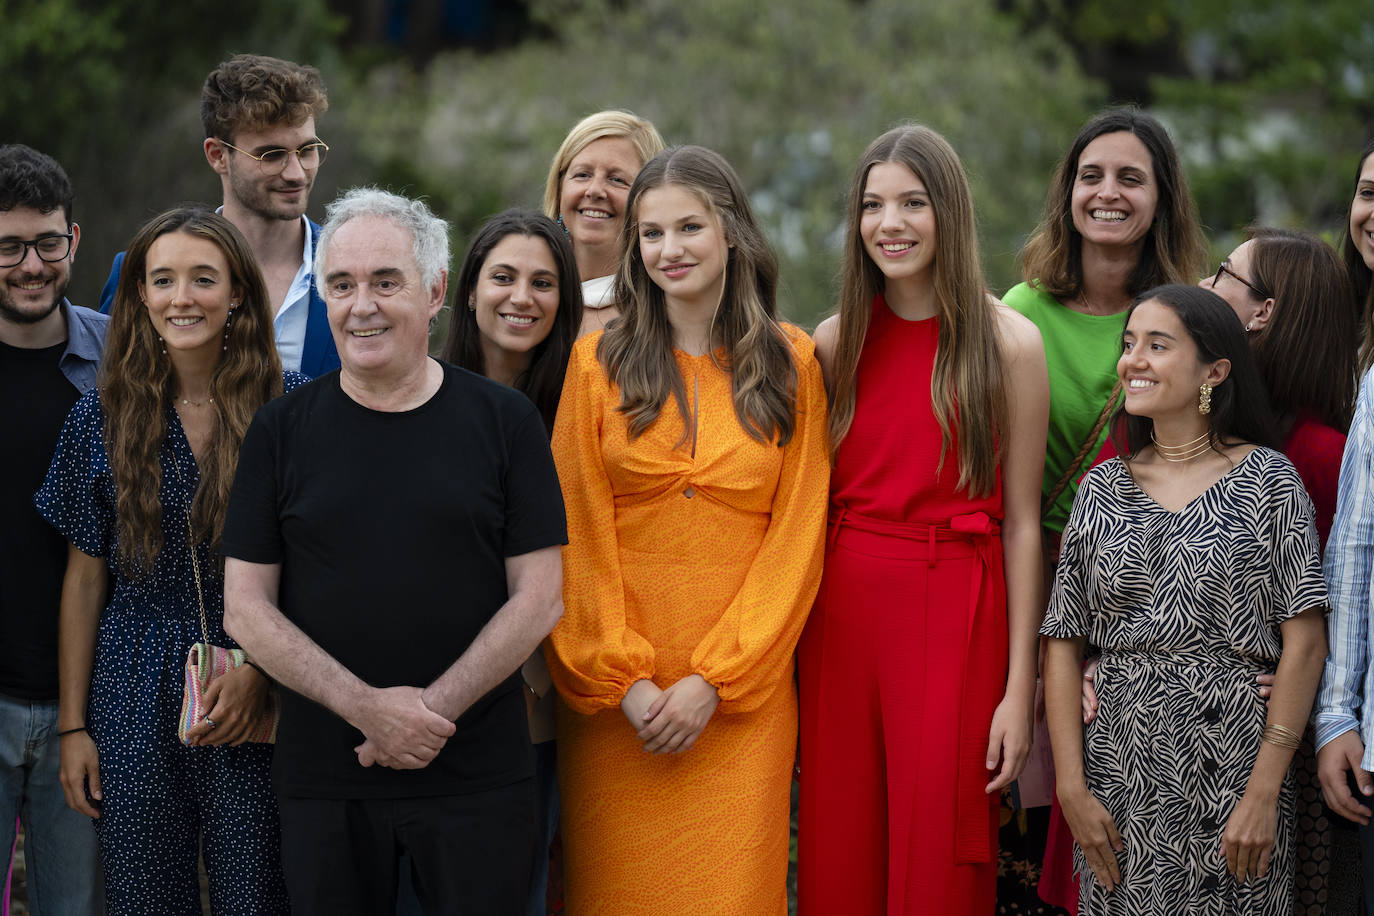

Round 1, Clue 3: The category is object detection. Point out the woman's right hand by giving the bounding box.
[1058,781,1123,892]
[620,679,663,733]
[59,730,102,818]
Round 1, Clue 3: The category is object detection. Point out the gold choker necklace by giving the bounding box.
[1151,430,1212,463]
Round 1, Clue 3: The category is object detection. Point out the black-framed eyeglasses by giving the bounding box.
[219,138,329,173]
[1212,261,1265,298]
[0,233,73,268]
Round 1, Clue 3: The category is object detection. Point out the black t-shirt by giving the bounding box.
[1,340,81,700]
[222,364,567,798]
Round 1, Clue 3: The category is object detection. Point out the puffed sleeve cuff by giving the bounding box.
[543,642,655,714]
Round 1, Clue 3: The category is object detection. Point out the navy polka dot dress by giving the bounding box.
[35,379,304,915]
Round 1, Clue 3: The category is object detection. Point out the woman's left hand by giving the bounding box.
[637,674,720,755]
[985,693,1033,792]
[185,663,271,747]
[1221,789,1278,882]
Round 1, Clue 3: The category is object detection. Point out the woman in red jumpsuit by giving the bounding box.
[799,125,1049,915]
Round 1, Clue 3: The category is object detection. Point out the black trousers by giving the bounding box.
[278,778,536,916]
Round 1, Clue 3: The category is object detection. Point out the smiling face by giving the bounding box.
[1118,298,1225,421]
[1071,130,1159,254]
[1350,153,1374,271]
[0,205,79,328]
[216,117,321,223]
[635,183,729,315]
[558,136,642,266]
[859,160,937,287]
[471,233,560,374]
[140,231,236,362]
[322,215,444,380]
[1198,239,1270,330]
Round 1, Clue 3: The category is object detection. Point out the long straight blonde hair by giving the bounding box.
[828,125,1004,496]
[598,145,799,446]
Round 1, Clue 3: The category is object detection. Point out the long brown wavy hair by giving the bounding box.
[1245,227,1356,434]
[1019,107,1207,300]
[828,125,1004,496]
[102,208,282,575]
[599,145,798,446]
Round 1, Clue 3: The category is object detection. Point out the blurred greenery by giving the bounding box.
[4,0,1372,332]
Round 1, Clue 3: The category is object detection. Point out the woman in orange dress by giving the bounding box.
[546,145,829,914]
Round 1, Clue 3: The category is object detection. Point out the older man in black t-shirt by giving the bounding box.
[223,188,566,915]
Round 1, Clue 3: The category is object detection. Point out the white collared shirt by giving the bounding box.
[214,207,312,373]
[273,217,313,374]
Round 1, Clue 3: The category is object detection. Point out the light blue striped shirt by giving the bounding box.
[1316,367,1374,765]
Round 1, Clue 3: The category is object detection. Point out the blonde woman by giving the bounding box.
[542,109,664,336]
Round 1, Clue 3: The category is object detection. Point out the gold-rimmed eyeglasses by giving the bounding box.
[219,138,329,174]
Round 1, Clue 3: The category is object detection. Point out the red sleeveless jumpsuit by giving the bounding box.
[798,295,1008,915]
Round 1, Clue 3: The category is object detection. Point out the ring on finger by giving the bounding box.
[203,717,217,730]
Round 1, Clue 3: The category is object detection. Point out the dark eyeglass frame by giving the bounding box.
[0,233,74,268]
[218,138,329,174]
[1213,261,1265,299]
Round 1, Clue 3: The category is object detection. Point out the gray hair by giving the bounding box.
[314,187,450,294]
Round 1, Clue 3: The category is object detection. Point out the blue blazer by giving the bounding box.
[97,218,340,379]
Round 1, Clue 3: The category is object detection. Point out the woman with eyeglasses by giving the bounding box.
[1193,228,1361,915]
[38,208,301,913]
[1002,106,1207,914]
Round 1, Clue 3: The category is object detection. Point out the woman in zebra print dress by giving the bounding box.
[1042,284,1328,915]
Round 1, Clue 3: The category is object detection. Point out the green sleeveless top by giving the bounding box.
[1004,281,1126,533]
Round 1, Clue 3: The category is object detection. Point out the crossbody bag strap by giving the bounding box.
[169,451,211,646]
[1041,377,1123,519]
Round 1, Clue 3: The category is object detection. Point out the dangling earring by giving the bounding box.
[158,336,166,356]
[1199,383,1212,415]
[556,214,571,240]
[224,305,235,352]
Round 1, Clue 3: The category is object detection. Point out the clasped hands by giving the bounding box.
[353,685,456,770]
[622,675,720,755]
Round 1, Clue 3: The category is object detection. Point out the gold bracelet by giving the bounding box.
[1262,724,1302,750]
[1267,723,1304,745]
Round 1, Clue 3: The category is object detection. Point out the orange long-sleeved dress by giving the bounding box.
[546,325,829,915]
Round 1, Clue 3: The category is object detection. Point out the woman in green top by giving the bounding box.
[1000,106,1206,915]
[1005,107,1207,537]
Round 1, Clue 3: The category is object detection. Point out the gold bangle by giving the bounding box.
[1262,724,1302,750]
[1264,725,1297,747]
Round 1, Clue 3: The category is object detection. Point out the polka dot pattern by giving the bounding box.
[34,379,304,914]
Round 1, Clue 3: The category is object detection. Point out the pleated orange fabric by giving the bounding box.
[546,325,829,915]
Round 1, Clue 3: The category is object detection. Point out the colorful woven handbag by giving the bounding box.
[172,453,279,745]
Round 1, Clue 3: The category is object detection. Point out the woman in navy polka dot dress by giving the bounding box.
[36,208,301,914]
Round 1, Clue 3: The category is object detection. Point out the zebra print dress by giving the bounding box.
[1041,447,1328,915]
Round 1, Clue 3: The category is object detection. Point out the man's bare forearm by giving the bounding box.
[422,546,562,720]
[224,558,372,727]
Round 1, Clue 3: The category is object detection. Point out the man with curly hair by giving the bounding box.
[99,54,339,378]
